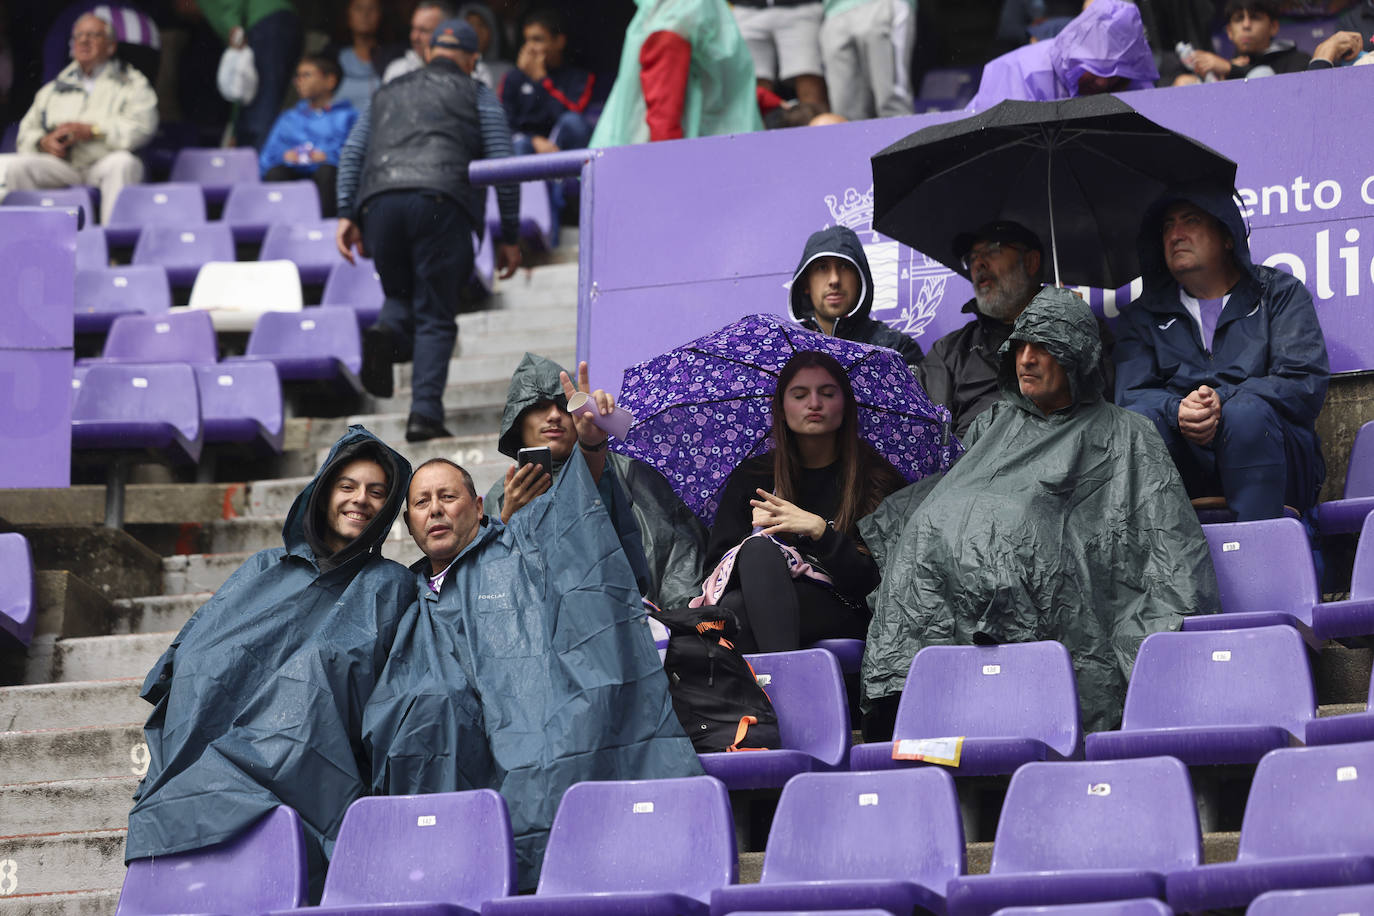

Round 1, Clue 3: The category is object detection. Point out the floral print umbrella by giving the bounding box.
[613,313,960,523]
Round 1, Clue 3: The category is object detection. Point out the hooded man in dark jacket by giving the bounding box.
[1115,184,1329,521]
[789,225,922,367]
[861,288,1217,734]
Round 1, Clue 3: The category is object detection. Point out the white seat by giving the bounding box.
[184,260,303,332]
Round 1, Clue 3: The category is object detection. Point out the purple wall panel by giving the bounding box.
[0,207,77,350]
[0,349,73,487]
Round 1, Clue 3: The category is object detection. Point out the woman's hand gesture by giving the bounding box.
[750,489,827,540]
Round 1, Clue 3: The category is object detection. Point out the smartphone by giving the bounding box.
[517,446,553,478]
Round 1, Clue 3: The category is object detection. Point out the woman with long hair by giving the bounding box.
[699,349,907,653]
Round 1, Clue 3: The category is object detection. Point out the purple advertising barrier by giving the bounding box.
[578,66,1374,393]
[0,349,74,487]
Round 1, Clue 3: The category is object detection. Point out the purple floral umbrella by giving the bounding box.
[613,313,961,523]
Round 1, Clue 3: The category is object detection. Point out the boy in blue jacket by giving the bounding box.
[259,53,358,217]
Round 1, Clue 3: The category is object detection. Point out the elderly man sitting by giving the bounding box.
[861,287,1218,735]
[5,12,158,223]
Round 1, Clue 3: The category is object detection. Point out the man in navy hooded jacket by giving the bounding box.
[1115,185,1329,521]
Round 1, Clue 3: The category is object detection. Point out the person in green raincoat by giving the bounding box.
[860,287,1219,734]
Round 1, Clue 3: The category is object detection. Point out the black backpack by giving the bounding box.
[650,604,781,753]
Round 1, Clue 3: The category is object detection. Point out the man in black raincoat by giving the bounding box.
[1115,184,1329,521]
[486,351,708,610]
[861,287,1218,733]
[788,225,922,366]
[365,367,702,889]
[127,426,415,897]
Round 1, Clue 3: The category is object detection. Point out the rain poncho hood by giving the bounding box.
[127,426,415,897]
[364,450,702,889]
[589,0,763,148]
[861,288,1218,732]
[491,352,708,608]
[969,0,1159,110]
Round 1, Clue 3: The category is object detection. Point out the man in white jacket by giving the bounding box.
[6,12,158,223]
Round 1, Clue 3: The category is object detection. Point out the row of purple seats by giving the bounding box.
[0,533,35,647]
[1316,420,1374,536]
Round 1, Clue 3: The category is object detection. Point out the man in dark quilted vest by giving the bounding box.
[336,19,522,442]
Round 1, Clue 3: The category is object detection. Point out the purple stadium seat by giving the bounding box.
[1314,511,1374,641]
[223,180,322,244]
[989,902,1173,915]
[117,805,308,915]
[471,230,494,295]
[850,641,1081,776]
[1182,518,1320,647]
[72,363,202,465]
[3,186,99,225]
[1165,743,1374,913]
[1246,883,1374,915]
[80,309,218,366]
[77,226,108,270]
[810,637,864,674]
[1315,421,1374,536]
[170,147,260,204]
[227,307,362,393]
[485,183,553,251]
[1,122,15,152]
[105,182,207,247]
[0,533,36,647]
[698,648,849,791]
[1084,627,1312,766]
[321,257,384,326]
[480,775,736,916]
[269,790,516,916]
[708,767,964,916]
[260,220,341,285]
[945,757,1201,916]
[74,266,171,335]
[194,362,285,454]
[132,223,235,287]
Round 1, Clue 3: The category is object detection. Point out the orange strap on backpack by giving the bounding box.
[726,715,768,752]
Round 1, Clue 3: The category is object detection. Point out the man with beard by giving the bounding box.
[917,220,1113,440]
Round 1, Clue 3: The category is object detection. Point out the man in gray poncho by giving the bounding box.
[861,287,1218,733]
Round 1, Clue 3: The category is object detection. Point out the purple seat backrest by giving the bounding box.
[100,310,217,364]
[994,901,1172,915]
[761,768,964,887]
[107,183,207,230]
[1350,512,1374,600]
[1344,421,1374,499]
[1248,883,1374,915]
[744,648,850,768]
[1120,627,1314,734]
[537,775,736,900]
[991,757,1201,874]
[223,181,321,227]
[193,362,283,436]
[321,790,515,908]
[245,308,362,374]
[170,147,259,190]
[1,122,15,153]
[116,806,308,914]
[3,187,98,225]
[1237,742,1374,861]
[73,363,201,443]
[0,532,36,645]
[1203,518,1319,619]
[918,66,980,103]
[132,223,234,270]
[77,227,108,270]
[321,257,384,307]
[896,641,1081,758]
[76,266,171,317]
[260,220,339,268]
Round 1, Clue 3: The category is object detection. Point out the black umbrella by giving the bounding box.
[871,95,1237,289]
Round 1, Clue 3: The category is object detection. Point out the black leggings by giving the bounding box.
[716,537,870,654]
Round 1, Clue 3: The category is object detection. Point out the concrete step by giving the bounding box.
[0,679,144,732]
[0,483,247,528]
[0,776,139,835]
[0,723,146,785]
[162,552,254,595]
[0,889,122,916]
[391,346,577,397]
[361,376,512,419]
[484,262,579,310]
[0,829,125,897]
[108,594,209,636]
[341,404,507,446]
[457,305,576,336]
[458,326,577,358]
[49,635,171,684]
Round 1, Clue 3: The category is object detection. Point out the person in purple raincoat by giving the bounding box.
[968,0,1159,111]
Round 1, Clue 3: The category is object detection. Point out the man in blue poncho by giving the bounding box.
[364,363,702,889]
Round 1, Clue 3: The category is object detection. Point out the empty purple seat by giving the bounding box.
[1246,883,1374,915]
[81,309,218,366]
[227,308,361,394]
[72,363,202,465]
[1182,518,1319,647]
[1314,511,1374,641]
[810,637,864,674]
[105,182,207,247]
[74,266,171,335]
[77,226,108,270]
[223,180,322,244]
[1315,421,1374,536]
[708,768,963,916]
[170,147,260,204]
[698,648,849,791]
[0,533,36,647]
[132,223,235,287]
[260,220,341,285]
[194,362,285,454]
[485,183,552,251]
[481,775,736,916]
[1165,743,1374,913]
[321,257,384,326]
[989,902,1173,915]
[945,757,1201,916]
[1084,627,1312,766]
[117,805,308,915]
[471,230,494,295]
[269,790,515,916]
[3,186,99,225]
[850,641,1081,776]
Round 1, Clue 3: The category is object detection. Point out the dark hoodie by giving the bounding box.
[1114,183,1329,506]
[1226,38,1310,78]
[789,225,923,367]
[861,287,1218,732]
